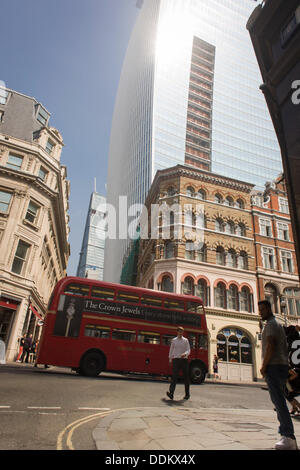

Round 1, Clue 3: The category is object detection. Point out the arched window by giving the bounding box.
[238,251,248,270]
[228,335,240,362]
[235,198,244,209]
[284,287,300,316]
[186,186,195,197]
[215,282,226,308]
[182,276,194,295]
[170,211,175,225]
[161,275,174,293]
[264,283,278,313]
[228,284,239,310]
[217,334,227,361]
[215,193,223,204]
[216,246,225,265]
[217,328,253,365]
[240,286,251,312]
[215,218,224,232]
[164,241,174,259]
[227,249,237,268]
[167,186,176,196]
[196,279,208,305]
[185,241,195,260]
[224,196,234,207]
[236,223,246,236]
[196,212,205,228]
[197,189,206,200]
[224,221,235,234]
[185,209,193,227]
[195,243,207,262]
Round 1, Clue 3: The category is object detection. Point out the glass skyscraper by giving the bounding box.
[77,192,106,281]
[105,0,282,282]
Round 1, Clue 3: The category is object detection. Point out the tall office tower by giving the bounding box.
[105,0,282,283]
[77,191,106,281]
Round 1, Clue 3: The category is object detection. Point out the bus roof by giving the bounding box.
[55,276,204,306]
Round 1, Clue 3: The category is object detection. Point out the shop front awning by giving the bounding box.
[30,304,43,321]
[0,298,18,310]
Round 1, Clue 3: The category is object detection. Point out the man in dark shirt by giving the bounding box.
[259,300,297,450]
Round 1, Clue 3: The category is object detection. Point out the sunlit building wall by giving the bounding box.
[105,0,282,283]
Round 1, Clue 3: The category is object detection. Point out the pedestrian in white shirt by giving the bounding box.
[166,327,191,400]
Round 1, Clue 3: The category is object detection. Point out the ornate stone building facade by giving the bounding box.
[137,165,262,381]
[0,88,70,361]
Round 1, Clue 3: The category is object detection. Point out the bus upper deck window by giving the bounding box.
[116,292,140,303]
[91,287,115,300]
[64,283,89,296]
[141,296,162,307]
[164,299,185,311]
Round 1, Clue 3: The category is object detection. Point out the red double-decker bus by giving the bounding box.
[37,277,209,383]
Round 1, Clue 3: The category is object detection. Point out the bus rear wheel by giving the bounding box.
[79,351,104,377]
[189,363,206,384]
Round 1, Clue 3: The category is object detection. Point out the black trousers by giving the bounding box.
[169,358,190,396]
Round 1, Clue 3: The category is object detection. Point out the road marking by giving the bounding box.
[77,407,110,411]
[57,410,112,450]
[27,406,62,410]
[0,406,11,408]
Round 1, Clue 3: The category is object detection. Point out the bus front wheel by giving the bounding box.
[189,362,206,384]
[79,351,105,377]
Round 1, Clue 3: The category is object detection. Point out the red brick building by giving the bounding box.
[251,174,300,325]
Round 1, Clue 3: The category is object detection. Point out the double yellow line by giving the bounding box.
[57,410,113,450]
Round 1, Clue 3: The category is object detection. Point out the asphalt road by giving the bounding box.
[0,363,272,451]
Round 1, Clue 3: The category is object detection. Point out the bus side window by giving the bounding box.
[112,329,136,342]
[162,335,174,346]
[187,302,202,313]
[64,283,90,296]
[91,287,115,300]
[189,333,197,350]
[117,292,140,303]
[164,299,185,311]
[85,325,110,339]
[141,296,162,307]
[138,331,160,345]
[199,334,208,350]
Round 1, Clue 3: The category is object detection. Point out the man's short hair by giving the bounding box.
[258,300,272,310]
[177,326,184,332]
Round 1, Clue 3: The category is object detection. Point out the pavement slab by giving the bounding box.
[93,406,300,451]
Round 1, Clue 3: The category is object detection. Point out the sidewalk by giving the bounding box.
[92,405,300,450]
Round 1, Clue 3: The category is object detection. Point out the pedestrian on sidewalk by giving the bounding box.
[213,354,219,380]
[16,336,25,362]
[166,326,191,401]
[283,325,300,416]
[259,300,298,450]
[286,367,300,416]
[20,334,33,363]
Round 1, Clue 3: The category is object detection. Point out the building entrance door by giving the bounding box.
[0,308,15,345]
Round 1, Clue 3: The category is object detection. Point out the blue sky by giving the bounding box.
[1,0,139,275]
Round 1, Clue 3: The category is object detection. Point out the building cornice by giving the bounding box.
[157,165,255,193]
[205,307,260,323]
